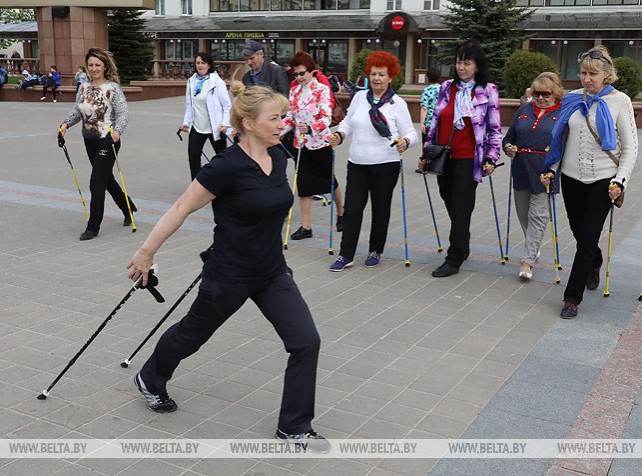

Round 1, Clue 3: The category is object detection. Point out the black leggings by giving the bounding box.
[561,174,612,305]
[339,161,400,260]
[188,129,226,180]
[83,137,132,233]
[140,272,321,435]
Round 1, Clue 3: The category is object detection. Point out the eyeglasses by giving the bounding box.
[532,90,552,99]
[577,50,612,64]
[292,70,309,78]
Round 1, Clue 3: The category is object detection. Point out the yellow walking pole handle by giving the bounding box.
[604,184,617,297]
[59,126,90,221]
[545,183,561,283]
[109,127,136,233]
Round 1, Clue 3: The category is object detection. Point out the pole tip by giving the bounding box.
[328,250,334,255]
[405,262,410,267]
[37,393,47,400]
[604,292,610,297]
[120,361,129,368]
[638,294,642,301]
[504,256,509,261]
[555,278,561,284]
[283,245,288,250]
[557,265,563,270]
[438,248,443,253]
[501,259,506,265]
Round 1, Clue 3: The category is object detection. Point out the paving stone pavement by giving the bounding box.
[1,98,641,476]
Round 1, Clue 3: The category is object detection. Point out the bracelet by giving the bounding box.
[403,137,410,148]
[307,125,312,135]
[336,132,344,145]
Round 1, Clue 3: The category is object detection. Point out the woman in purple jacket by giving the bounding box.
[424,40,502,278]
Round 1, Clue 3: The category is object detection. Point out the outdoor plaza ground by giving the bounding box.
[1,97,642,475]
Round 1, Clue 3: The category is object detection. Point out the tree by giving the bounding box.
[503,49,559,99]
[350,48,404,91]
[0,8,36,50]
[612,57,642,100]
[438,0,534,90]
[108,9,154,83]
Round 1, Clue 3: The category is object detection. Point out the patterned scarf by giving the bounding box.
[194,74,209,96]
[453,80,475,130]
[367,85,396,139]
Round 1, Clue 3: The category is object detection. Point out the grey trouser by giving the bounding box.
[514,189,549,266]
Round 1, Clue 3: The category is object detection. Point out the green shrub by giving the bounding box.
[349,48,404,92]
[612,57,641,100]
[503,49,559,99]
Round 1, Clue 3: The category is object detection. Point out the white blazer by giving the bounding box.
[183,72,232,140]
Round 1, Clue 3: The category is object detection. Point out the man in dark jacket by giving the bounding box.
[241,40,290,97]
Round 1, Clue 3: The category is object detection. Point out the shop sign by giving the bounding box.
[224,32,280,39]
[391,16,405,31]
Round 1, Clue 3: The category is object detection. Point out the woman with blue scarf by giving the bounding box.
[180,52,231,180]
[542,46,638,319]
[424,40,502,278]
[328,51,418,271]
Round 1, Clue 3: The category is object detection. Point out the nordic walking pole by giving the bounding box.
[505,157,513,261]
[283,133,305,250]
[177,128,211,162]
[328,146,336,255]
[109,127,136,233]
[487,164,506,264]
[392,140,410,267]
[551,191,562,270]
[58,128,90,221]
[604,187,616,297]
[122,272,201,368]
[422,172,443,253]
[38,266,164,400]
[545,184,561,284]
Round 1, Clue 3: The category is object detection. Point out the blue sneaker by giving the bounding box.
[364,251,380,268]
[329,256,353,272]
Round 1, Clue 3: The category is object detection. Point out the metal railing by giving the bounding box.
[146,60,247,81]
[0,57,40,74]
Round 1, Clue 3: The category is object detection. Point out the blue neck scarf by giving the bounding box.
[544,85,616,170]
[194,74,209,96]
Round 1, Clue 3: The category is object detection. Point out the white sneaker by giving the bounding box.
[39,97,46,101]
[53,99,57,103]
[518,263,533,281]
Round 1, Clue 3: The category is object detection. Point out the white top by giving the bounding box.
[338,90,418,165]
[192,77,213,134]
[561,90,638,190]
[183,72,232,140]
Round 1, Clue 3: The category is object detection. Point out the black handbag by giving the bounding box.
[423,127,456,176]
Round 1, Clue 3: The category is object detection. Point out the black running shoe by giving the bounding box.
[290,226,312,240]
[134,372,177,413]
[275,428,331,454]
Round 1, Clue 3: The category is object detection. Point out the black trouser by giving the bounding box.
[339,161,400,260]
[140,272,320,434]
[42,80,58,100]
[188,129,226,180]
[83,137,132,233]
[437,158,478,268]
[561,174,612,305]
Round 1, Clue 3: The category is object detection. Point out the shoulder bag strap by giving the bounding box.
[583,90,619,167]
[445,126,456,148]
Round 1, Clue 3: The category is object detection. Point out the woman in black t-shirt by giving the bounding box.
[127,85,329,453]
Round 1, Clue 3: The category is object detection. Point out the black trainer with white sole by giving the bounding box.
[134,372,178,413]
[275,429,331,454]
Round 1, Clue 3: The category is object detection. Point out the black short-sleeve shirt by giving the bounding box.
[196,144,293,283]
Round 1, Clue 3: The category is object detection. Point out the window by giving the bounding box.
[155,0,165,15]
[181,0,193,14]
[386,0,402,9]
[210,0,367,9]
[545,0,590,5]
[515,0,544,5]
[423,0,440,9]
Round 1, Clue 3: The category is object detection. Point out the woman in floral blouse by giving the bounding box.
[283,51,344,241]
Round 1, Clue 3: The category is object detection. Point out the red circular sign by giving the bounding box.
[391,15,405,31]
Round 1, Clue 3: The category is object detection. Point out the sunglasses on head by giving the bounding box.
[532,90,552,99]
[578,50,611,64]
[293,70,309,78]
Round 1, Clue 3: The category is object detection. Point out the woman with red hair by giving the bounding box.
[283,51,344,240]
[328,51,418,271]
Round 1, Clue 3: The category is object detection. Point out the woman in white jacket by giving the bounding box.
[180,52,232,180]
